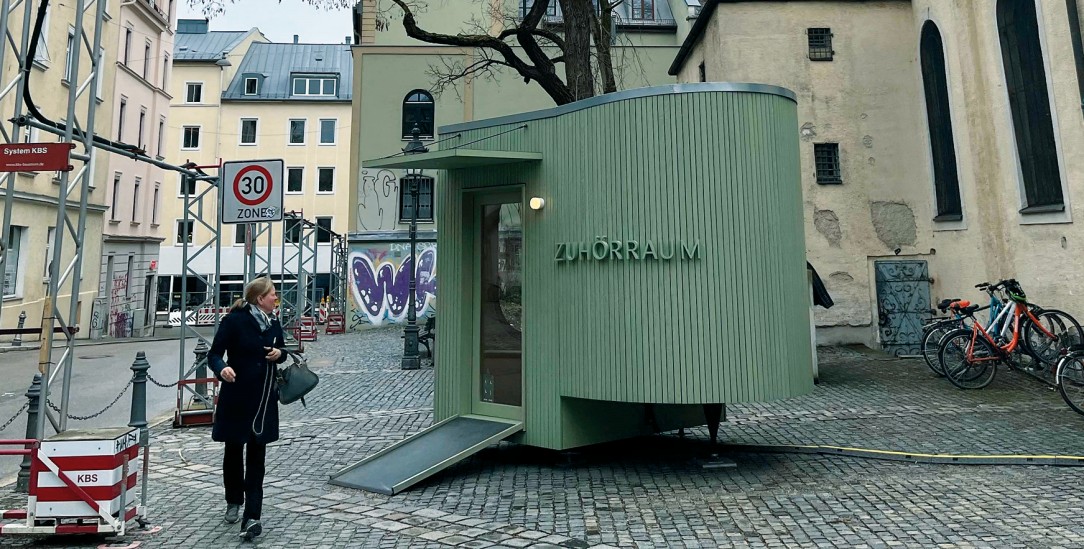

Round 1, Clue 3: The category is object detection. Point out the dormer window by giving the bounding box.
[519,0,557,18]
[291,74,337,97]
[244,77,259,95]
[630,0,654,20]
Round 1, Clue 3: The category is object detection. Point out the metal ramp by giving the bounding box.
[329,416,522,495]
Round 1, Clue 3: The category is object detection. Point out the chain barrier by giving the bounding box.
[146,373,180,388]
[47,379,132,421]
[0,402,30,433]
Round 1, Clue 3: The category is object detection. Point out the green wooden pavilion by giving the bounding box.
[331,83,814,495]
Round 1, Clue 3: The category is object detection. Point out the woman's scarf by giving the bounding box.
[249,304,272,333]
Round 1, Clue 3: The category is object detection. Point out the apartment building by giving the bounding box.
[95,0,177,339]
[1,1,120,340]
[160,19,352,313]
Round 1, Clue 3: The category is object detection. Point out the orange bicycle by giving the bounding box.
[938,279,1081,389]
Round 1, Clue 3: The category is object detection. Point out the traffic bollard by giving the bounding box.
[129,352,149,432]
[193,340,209,399]
[15,374,41,493]
[130,352,151,522]
[11,311,26,347]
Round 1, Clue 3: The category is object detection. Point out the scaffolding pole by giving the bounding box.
[174,168,221,427]
[330,231,347,313]
[0,0,39,329]
[299,220,318,318]
[29,0,109,436]
[280,211,302,338]
[245,222,273,285]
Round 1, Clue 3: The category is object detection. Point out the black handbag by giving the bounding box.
[276,350,319,406]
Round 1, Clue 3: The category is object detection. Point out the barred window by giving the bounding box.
[808,28,834,61]
[399,176,435,223]
[814,143,841,185]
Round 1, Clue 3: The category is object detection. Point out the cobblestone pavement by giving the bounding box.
[2,329,1084,548]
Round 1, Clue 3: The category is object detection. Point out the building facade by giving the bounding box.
[161,20,352,318]
[96,0,177,339]
[347,0,697,327]
[671,0,1084,352]
[1,1,120,341]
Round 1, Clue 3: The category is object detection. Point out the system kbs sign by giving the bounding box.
[0,143,74,172]
[221,159,284,224]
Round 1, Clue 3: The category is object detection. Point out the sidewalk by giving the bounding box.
[2,328,1084,547]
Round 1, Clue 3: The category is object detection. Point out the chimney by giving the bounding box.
[293,34,299,44]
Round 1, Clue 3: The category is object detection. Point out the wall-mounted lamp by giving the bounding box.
[529,197,546,210]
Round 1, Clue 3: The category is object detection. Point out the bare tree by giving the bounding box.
[191,0,628,105]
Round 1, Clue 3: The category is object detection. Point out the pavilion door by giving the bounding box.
[470,190,524,420]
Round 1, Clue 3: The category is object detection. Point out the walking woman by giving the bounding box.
[207,276,288,541]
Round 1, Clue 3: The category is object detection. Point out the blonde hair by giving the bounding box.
[231,276,275,311]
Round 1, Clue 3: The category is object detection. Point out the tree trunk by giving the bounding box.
[559,0,596,101]
[593,3,617,94]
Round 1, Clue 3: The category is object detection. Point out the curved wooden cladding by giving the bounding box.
[434,89,813,446]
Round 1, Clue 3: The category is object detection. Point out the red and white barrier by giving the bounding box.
[298,316,318,342]
[1,428,144,536]
[168,306,231,327]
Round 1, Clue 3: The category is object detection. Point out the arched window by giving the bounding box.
[997,0,1063,210]
[920,21,962,220]
[402,90,434,139]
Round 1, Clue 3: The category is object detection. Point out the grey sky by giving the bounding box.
[179,0,354,44]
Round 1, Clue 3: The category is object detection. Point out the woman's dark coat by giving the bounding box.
[207,304,288,444]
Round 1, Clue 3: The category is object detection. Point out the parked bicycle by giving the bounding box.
[937,279,1081,389]
[1053,343,1084,415]
[921,281,1016,376]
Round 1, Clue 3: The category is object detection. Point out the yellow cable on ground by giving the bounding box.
[720,443,1084,465]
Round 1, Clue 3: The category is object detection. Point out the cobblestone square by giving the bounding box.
[2,328,1083,548]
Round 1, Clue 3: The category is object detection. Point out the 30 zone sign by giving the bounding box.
[221,159,284,224]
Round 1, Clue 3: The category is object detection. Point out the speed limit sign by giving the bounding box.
[221,159,284,223]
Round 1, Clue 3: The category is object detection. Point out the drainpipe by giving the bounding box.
[1066,0,1084,117]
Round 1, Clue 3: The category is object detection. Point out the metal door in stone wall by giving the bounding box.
[874,260,931,357]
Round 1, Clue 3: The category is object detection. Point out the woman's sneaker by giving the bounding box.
[224,504,240,524]
[240,519,262,541]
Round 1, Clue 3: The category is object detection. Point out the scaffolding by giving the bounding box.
[0,0,35,330]
[298,218,319,318]
[174,168,221,427]
[245,222,273,284]
[0,0,211,439]
[279,211,302,336]
[330,231,348,314]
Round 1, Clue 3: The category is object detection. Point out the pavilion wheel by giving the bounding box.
[1023,309,1083,366]
[1057,355,1084,416]
[921,323,955,376]
[939,329,999,390]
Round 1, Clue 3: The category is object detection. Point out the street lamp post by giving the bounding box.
[401,125,428,370]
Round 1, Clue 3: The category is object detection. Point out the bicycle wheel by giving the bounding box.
[939,329,999,389]
[1056,355,1084,415]
[1023,309,1083,366]
[922,323,955,376]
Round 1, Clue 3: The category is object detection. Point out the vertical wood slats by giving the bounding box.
[434,89,813,449]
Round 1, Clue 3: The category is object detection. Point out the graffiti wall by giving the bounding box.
[108,272,133,338]
[349,240,437,327]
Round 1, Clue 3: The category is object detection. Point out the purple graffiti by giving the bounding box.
[351,248,436,325]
